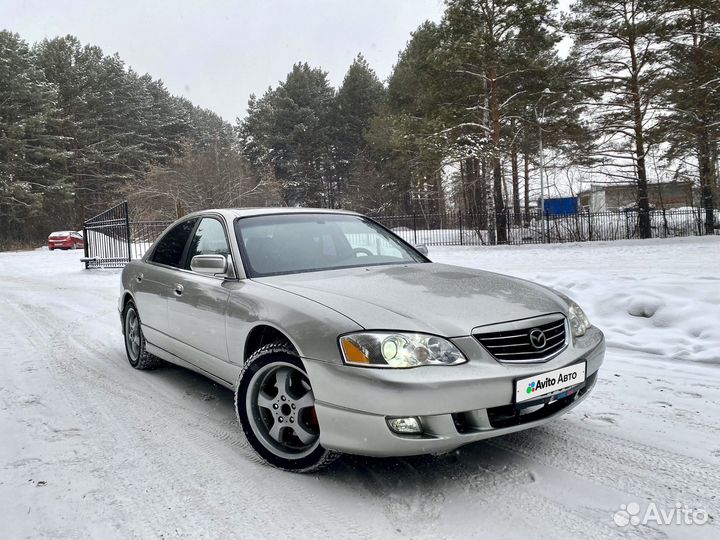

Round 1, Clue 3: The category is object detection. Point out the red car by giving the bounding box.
[48,231,85,251]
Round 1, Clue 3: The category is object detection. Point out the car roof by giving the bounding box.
[185,207,362,221]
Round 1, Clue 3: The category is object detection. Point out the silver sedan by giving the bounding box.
[119,208,605,471]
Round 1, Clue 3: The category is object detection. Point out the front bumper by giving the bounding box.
[304,326,605,457]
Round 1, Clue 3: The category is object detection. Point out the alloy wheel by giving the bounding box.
[125,308,141,362]
[246,363,320,459]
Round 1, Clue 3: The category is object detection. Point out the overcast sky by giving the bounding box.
[3,0,448,121]
[3,0,573,122]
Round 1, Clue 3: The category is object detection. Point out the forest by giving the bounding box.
[1,0,718,249]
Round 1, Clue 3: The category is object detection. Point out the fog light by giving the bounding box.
[387,416,422,434]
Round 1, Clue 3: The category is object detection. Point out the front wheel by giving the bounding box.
[235,343,339,472]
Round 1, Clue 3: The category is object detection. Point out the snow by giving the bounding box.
[1,238,719,539]
[433,236,720,365]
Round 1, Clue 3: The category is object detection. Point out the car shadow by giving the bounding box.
[151,361,542,494]
[323,438,537,497]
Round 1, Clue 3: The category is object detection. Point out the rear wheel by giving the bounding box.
[235,343,339,472]
[123,301,161,370]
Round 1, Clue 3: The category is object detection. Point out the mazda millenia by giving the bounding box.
[119,208,605,471]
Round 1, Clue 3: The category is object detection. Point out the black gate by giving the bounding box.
[82,201,133,268]
[83,201,172,269]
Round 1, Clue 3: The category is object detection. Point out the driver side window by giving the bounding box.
[185,217,231,270]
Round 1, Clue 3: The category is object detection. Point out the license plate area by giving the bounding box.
[515,362,586,405]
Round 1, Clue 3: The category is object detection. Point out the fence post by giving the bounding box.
[124,201,132,263]
[587,207,592,241]
[625,212,630,239]
[82,223,89,269]
[412,213,417,245]
[545,211,550,243]
[458,211,464,245]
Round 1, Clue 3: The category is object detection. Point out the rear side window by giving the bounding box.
[185,218,230,269]
[151,218,197,268]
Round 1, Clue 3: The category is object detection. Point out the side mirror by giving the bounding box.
[190,254,228,276]
[415,244,429,256]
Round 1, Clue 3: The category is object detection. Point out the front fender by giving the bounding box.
[224,280,362,367]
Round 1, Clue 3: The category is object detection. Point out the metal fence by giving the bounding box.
[375,207,718,247]
[82,202,718,268]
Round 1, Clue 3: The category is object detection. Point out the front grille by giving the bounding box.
[473,315,567,362]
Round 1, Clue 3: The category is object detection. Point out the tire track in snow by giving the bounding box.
[488,420,720,512]
[334,447,662,540]
[3,291,231,538]
[3,282,390,540]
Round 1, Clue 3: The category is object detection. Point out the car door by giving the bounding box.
[165,216,235,383]
[134,218,198,351]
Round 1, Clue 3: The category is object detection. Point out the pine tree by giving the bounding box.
[181,100,235,153]
[332,54,386,207]
[0,31,68,246]
[565,0,669,238]
[238,63,335,206]
[1,31,257,248]
[33,37,200,215]
[659,0,720,232]
[441,0,563,243]
[379,22,450,215]
[34,38,133,212]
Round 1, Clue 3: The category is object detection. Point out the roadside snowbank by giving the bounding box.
[431,236,720,364]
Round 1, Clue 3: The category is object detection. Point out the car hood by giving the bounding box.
[255,263,568,337]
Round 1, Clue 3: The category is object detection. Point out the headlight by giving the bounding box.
[339,332,467,368]
[568,302,592,337]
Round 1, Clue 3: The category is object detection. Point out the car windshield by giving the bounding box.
[235,213,425,277]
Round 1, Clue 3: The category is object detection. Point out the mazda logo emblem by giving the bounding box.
[529,328,547,349]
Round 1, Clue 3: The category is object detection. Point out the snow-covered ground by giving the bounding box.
[1,237,719,539]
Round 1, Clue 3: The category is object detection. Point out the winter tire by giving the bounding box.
[123,301,162,370]
[235,342,339,472]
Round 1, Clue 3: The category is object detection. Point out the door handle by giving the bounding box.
[136,273,143,283]
[174,283,184,296]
